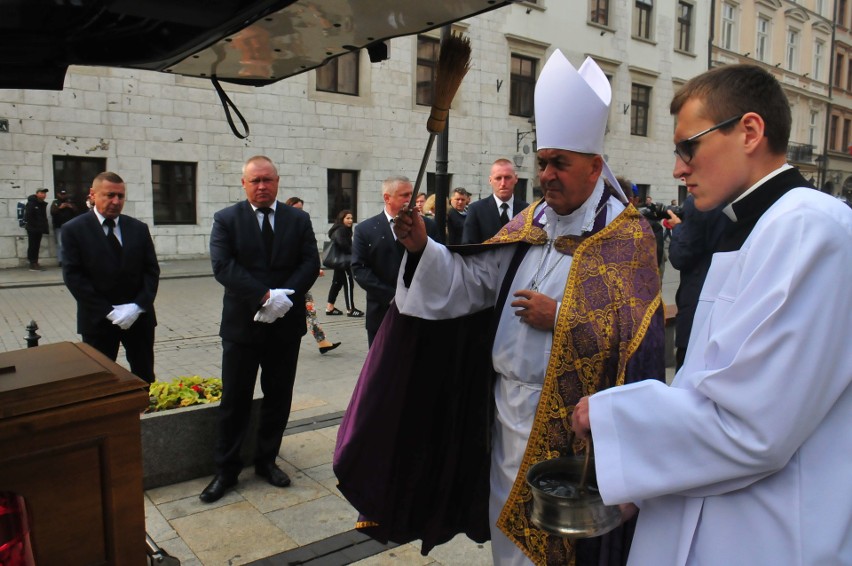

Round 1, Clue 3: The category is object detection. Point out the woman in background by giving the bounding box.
[325,209,363,318]
[285,197,341,354]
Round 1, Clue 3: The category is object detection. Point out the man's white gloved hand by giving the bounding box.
[107,303,144,330]
[253,289,295,323]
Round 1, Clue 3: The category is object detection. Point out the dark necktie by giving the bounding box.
[500,202,510,225]
[104,218,122,256]
[259,207,274,262]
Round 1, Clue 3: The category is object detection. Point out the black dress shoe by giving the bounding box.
[199,474,238,503]
[255,463,291,487]
[319,342,341,354]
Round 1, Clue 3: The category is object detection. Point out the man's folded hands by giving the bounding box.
[254,288,295,323]
[107,303,144,330]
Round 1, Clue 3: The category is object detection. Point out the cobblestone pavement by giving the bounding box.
[0,258,678,565]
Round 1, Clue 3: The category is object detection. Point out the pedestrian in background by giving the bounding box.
[284,196,342,354]
[325,209,363,318]
[667,195,729,369]
[50,188,79,266]
[24,188,49,271]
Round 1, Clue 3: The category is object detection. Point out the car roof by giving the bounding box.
[1,0,510,90]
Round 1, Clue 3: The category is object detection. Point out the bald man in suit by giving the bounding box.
[202,155,319,503]
[462,159,528,244]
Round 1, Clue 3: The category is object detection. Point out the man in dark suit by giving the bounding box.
[352,175,438,346]
[201,155,319,503]
[667,195,729,369]
[462,158,528,244]
[446,187,469,245]
[62,172,160,383]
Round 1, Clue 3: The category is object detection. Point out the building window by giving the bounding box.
[835,53,844,88]
[813,41,824,81]
[756,16,770,62]
[830,115,839,150]
[844,119,851,152]
[631,83,651,137]
[847,59,852,91]
[634,0,654,40]
[816,0,825,16]
[786,29,799,72]
[316,51,359,95]
[327,169,358,223]
[676,2,693,52]
[510,54,537,117]
[590,0,609,26]
[52,155,107,212]
[416,36,440,106]
[721,3,736,50]
[838,0,847,26]
[152,161,196,225]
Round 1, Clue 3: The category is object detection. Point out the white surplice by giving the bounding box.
[590,187,852,565]
[395,181,625,565]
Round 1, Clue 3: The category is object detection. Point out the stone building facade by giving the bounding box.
[0,1,711,267]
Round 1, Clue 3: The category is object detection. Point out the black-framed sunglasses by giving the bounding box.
[673,114,744,164]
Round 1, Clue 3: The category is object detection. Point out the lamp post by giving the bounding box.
[815,153,827,191]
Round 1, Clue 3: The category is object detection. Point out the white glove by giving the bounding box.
[253,289,295,323]
[107,303,144,330]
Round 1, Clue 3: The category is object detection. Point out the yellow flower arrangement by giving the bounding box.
[147,376,223,413]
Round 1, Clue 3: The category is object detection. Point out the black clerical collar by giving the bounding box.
[717,167,813,252]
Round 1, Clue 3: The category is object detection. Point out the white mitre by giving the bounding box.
[534,50,627,203]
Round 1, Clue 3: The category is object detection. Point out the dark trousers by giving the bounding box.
[215,337,301,477]
[675,347,687,371]
[82,314,156,383]
[366,301,390,347]
[26,231,43,263]
[328,267,355,311]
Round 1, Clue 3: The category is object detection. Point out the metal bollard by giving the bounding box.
[25,320,40,348]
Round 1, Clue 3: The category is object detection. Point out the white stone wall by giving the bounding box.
[0,1,711,267]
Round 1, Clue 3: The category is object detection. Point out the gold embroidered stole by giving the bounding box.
[494,204,662,566]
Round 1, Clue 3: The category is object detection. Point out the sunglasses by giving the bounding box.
[673,114,744,164]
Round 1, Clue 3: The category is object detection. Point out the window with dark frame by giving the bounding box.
[510,54,537,117]
[416,36,440,106]
[676,2,693,52]
[631,83,651,137]
[316,50,359,95]
[52,155,107,213]
[590,0,609,26]
[835,53,844,88]
[830,115,839,150]
[327,169,358,223]
[847,58,852,91]
[634,0,653,40]
[152,161,197,225]
[844,119,851,152]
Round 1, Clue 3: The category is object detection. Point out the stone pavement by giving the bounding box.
[0,257,678,565]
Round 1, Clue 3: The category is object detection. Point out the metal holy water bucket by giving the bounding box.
[526,454,621,539]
